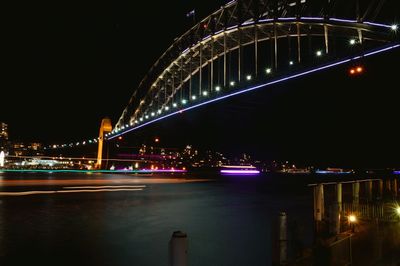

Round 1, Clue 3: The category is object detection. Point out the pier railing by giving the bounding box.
[342,202,399,222]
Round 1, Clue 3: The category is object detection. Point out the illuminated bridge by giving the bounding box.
[108,0,399,140]
[42,0,399,167]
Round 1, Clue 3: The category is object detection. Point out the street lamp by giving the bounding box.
[348,214,357,232]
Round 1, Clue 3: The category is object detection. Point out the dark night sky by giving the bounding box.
[2,1,400,167]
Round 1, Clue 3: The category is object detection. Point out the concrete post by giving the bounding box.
[329,204,340,235]
[365,181,373,202]
[169,231,188,266]
[378,180,383,200]
[385,179,391,193]
[314,184,324,221]
[392,179,398,198]
[279,212,288,265]
[336,183,342,214]
[352,182,360,210]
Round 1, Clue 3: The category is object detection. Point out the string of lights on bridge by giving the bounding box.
[44,18,398,150]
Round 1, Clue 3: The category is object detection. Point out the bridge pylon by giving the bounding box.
[96,118,112,169]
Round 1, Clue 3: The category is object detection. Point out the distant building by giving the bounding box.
[0,122,8,151]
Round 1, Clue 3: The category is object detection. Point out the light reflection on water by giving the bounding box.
[0,173,314,266]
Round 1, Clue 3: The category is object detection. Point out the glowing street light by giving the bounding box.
[191,95,197,100]
[172,103,177,108]
[165,106,169,111]
[348,214,357,232]
[266,68,272,74]
[181,99,187,105]
[230,81,235,86]
[349,39,356,45]
[246,75,252,81]
[396,206,400,216]
[316,50,323,57]
[289,61,294,65]
[391,24,398,31]
[202,91,208,96]
[151,112,155,117]
[348,215,357,223]
[215,86,221,91]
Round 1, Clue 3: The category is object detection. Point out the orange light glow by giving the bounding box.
[118,136,123,140]
[155,138,160,143]
[349,69,355,74]
[356,66,363,73]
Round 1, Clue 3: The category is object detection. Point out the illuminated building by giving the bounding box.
[0,122,9,152]
[0,122,8,140]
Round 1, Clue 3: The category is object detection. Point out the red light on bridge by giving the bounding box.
[154,138,160,143]
[118,136,123,140]
[349,66,364,76]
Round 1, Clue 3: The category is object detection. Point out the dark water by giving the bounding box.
[0,173,316,266]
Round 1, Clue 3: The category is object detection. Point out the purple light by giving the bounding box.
[364,21,392,29]
[108,44,399,140]
[330,18,357,24]
[277,17,296,21]
[301,17,324,21]
[394,171,400,175]
[220,169,260,174]
[140,169,187,173]
[315,170,352,174]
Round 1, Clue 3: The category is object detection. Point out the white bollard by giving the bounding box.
[279,212,288,265]
[169,231,188,266]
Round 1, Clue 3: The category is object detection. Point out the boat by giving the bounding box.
[220,165,260,175]
[315,168,354,174]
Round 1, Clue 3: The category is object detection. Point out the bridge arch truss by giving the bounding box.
[111,0,398,138]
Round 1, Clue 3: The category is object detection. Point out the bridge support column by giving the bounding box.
[96,118,112,169]
[238,28,242,82]
[274,23,278,70]
[180,57,184,102]
[324,24,329,54]
[254,25,258,76]
[199,43,203,96]
[296,23,301,63]
[223,33,227,87]
[352,182,360,210]
[357,29,363,44]
[210,37,214,91]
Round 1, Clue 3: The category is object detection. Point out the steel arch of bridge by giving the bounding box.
[110,0,398,139]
